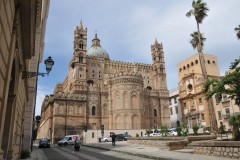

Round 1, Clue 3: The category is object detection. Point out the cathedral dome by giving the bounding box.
[87,34,110,60]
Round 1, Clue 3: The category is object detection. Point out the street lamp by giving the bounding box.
[22,56,54,79]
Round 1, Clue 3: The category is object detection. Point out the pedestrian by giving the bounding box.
[111,133,116,146]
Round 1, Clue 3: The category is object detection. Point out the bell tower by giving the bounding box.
[151,39,167,89]
[69,20,88,82]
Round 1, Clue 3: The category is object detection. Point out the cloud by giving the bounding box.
[39,0,240,107]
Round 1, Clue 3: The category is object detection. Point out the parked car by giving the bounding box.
[116,134,132,141]
[168,128,177,136]
[39,138,50,148]
[101,136,112,142]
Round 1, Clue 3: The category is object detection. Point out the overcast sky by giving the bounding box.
[36,0,240,116]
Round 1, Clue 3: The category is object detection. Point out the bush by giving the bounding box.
[192,125,199,135]
[181,122,189,136]
[229,114,240,141]
[146,129,151,137]
[21,150,31,159]
[160,125,168,136]
[176,127,182,136]
[218,123,226,134]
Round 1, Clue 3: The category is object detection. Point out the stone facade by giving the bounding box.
[0,0,49,159]
[177,54,220,132]
[38,22,170,143]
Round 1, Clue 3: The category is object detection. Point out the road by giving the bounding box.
[39,145,152,160]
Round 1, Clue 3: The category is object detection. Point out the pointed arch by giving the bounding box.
[131,92,138,109]
[160,64,164,73]
[114,91,121,109]
[78,105,83,116]
[132,114,139,129]
[102,104,108,116]
[123,91,128,109]
[115,114,123,129]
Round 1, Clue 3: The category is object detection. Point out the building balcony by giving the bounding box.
[222,112,240,119]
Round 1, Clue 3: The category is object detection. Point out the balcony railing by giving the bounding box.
[222,112,240,119]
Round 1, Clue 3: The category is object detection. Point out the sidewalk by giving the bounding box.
[82,141,234,160]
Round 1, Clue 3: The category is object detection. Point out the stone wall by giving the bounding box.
[127,137,188,150]
[190,140,240,159]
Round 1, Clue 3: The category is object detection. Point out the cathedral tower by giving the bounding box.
[151,39,167,89]
[70,21,88,84]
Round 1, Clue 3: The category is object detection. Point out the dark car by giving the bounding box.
[39,139,50,148]
[116,134,132,141]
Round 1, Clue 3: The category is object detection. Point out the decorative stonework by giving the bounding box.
[38,22,170,142]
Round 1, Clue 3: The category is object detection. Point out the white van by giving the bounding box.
[58,135,80,146]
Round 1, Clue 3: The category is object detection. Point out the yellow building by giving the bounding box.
[177,54,220,132]
[0,0,50,159]
[38,22,170,143]
[213,70,240,131]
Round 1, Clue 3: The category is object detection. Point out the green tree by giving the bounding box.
[218,122,226,134]
[190,31,206,51]
[204,58,240,140]
[146,129,151,137]
[234,25,240,40]
[204,58,240,106]
[192,125,199,135]
[229,114,240,141]
[160,125,168,137]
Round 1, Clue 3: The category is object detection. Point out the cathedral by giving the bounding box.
[38,21,170,142]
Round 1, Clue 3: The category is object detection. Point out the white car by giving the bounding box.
[169,128,178,136]
[101,136,112,142]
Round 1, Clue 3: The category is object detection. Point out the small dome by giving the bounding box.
[87,34,110,60]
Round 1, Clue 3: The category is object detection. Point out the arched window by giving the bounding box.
[87,80,94,86]
[92,106,96,115]
[154,109,157,117]
[195,60,198,64]
[146,86,152,91]
[79,56,83,63]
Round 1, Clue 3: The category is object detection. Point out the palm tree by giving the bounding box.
[190,31,206,51]
[186,0,209,53]
[234,25,240,40]
[186,0,217,134]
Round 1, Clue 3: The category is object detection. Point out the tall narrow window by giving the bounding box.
[79,56,83,63]
[92,106,96,115]
[174,97,177,104]
[170,108,173,115]
[175,106,178,114]
[199,98,202,104]
[218,111,222,120]
[154,109,157,117]
[225,108,230,114]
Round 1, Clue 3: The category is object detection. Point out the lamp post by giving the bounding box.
[22,56,54,79]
